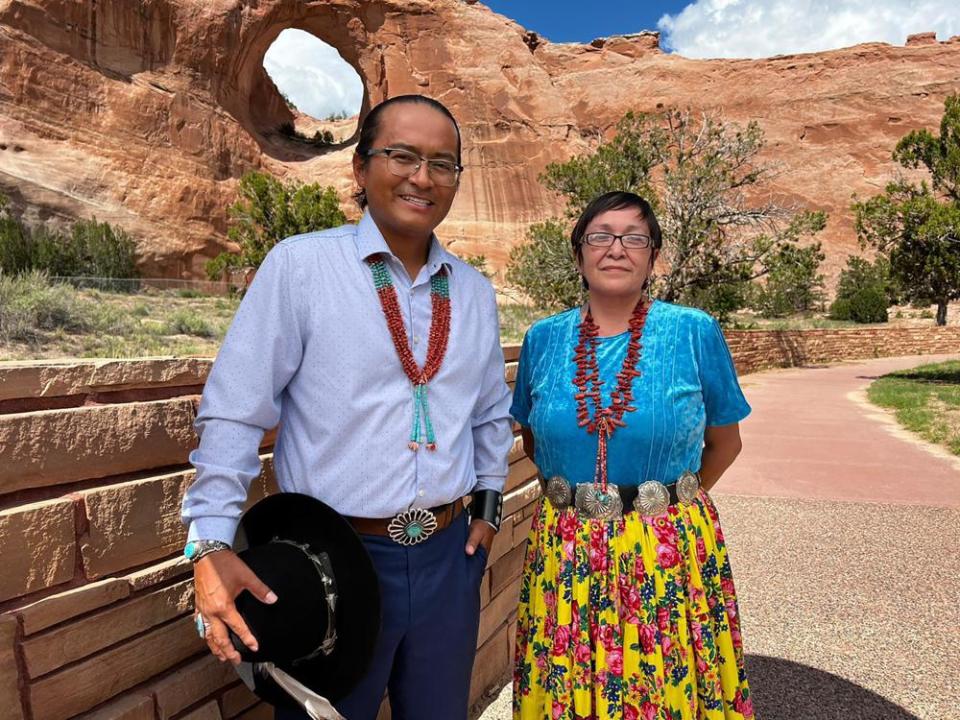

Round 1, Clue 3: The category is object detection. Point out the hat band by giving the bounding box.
[272,537,338,661]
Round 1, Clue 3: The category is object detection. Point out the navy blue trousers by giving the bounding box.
[276,512,487,720]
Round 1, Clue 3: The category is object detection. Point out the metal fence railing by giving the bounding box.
[49,276,238,296]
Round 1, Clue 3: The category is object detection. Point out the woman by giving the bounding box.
[511,191,754,720]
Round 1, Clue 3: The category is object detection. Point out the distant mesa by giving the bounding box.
[0,1,958,279]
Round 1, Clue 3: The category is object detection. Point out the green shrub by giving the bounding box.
[462,254,493,279]
[0,195,139,283]
[0,196,31,273]
[750,243,826,318]
[206,171,346,278]
[683,277,752,325]
[0,271,88,342]
[829,256,890,323]
[176,288,205,298]
[164,310,214,338]
[505,220,583,311]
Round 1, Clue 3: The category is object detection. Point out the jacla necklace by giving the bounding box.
[367,256,451,451]
[572,298,651,512]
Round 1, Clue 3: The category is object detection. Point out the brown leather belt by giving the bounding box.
[346,501,463,538]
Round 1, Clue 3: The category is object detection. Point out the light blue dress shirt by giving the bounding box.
[182,212,514,544]
[510,301,750,487]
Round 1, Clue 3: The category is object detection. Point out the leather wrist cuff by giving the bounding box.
[470,490,503,532]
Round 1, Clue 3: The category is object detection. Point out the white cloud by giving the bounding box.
[658,0,960,58]
[263,29,364,119]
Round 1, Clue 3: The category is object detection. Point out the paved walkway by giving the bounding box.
[725,353,960,507]
[481,353,960,720]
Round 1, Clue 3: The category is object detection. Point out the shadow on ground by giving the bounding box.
[747,655,919,720]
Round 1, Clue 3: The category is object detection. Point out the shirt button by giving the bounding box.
[418,490,425,497]
[414,336,420,345]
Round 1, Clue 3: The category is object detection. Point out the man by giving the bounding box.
[181,95,513,719]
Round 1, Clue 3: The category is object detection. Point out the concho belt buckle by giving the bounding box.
[543,475,573,508]
[387,508,438,546]
[675,471,701,504]
[633,480,670,516]
[574,484,623,521]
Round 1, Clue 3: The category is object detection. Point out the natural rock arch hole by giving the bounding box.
[261,29,364,152]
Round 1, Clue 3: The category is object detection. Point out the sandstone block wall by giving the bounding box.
[0,351,534,720]
[725,326,960,375]
[1,327,957,719]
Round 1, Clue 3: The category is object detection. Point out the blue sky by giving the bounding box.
[481,0,690,44]
[266,1,960,119]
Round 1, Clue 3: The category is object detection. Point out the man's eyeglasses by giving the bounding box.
[582,232,654,250]
[364,147,463,187]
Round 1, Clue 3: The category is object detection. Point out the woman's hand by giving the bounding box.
[193,550,277,664]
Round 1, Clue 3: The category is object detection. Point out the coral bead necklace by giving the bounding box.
[367,256,451,451]
[572,298,651,491]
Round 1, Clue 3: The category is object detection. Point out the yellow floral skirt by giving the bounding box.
[513,491,754,720]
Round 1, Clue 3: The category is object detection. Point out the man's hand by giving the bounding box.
[464,519,496,558]
[193,550,277,665]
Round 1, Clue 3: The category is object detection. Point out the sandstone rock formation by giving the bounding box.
[0,0,958,279]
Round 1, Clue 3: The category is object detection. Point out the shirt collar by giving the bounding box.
[356,210,455,277]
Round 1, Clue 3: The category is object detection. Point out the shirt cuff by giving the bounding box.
[187,517,241,545]
[473,474,506,494]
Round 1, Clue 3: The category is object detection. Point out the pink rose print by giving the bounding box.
[552,625,571,655]
[558,513,579,542]
[696,536,707,564]
[634,555,647,582]
[552,700,565,719]
[652,516,678,545]
[544,614,556,637]
[641,700,658,720]
[606,648,623,676]
[589,528,609,572]
[733,689,754,717]
[623,705,639,720]
[690,621,704,650]
[639,623,657,654]
[598,624,616,651]
[575,641,592,665]
[657,607,671,631]
[656,542,681,569]
[660,634,673,655]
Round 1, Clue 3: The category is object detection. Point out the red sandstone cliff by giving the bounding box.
[0,0,958,278]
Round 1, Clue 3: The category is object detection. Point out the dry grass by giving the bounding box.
[0,276,239,360]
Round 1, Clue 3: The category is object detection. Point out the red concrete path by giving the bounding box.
[716,353,960,508]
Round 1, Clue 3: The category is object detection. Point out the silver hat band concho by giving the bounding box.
[541,471,701,519]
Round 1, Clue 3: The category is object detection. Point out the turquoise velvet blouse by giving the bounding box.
[510,301,751,487]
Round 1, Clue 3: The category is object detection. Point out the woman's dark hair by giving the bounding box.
[353,95,462,209]
[571,191,662,290]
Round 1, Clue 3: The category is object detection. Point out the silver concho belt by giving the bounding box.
[542,471,701,519]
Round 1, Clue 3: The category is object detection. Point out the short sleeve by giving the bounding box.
[698,318,751,426]
[510,330,534,427]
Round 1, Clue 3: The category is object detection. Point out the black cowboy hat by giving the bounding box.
[228,493,381,711]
